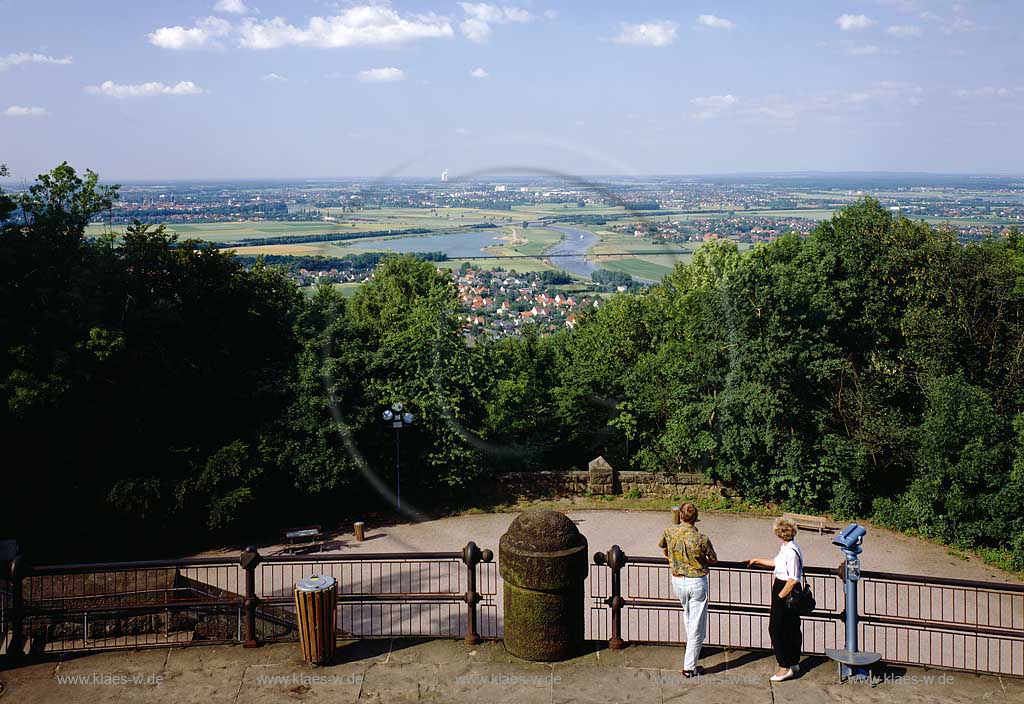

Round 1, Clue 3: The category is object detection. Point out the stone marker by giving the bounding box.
[588,456,616,495]
[499,510,588,661]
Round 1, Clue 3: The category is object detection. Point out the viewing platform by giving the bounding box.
[3,637,1022,704]
[3,509,1021,702]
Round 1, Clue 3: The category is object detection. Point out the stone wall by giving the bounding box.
[617,472,723,498]
[495,471,590,499]
[494,469,724,500]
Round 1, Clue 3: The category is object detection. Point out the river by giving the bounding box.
[543,225,601,278]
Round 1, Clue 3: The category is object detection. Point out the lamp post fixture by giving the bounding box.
[381,402,414,511]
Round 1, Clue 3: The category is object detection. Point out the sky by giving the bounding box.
[1,0,1023,180]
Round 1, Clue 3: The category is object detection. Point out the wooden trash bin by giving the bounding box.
[294,574,338,665]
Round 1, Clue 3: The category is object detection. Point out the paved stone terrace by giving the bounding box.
[2,638,1022,704]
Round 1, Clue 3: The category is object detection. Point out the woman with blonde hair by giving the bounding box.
[747,517,804,682]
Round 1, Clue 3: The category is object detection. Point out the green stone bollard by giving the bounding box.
[499,510,588,661]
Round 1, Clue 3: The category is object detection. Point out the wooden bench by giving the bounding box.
[282,525,326,553]
[781,512,833,535]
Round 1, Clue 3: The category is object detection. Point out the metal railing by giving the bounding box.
[591,546,1024,677]
[0,577,9,654]
[857,571,1024,676]
[6,556,245,655]
[5,540,1020,677]
[0,542,495,659]
[253,542,497,643]
[589,548,843,653]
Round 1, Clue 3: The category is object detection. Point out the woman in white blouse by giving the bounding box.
[747,517,803,682]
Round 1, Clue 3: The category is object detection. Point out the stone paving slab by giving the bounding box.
[2,639,1021,704]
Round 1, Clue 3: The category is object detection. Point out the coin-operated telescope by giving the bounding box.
[824,523,881,682]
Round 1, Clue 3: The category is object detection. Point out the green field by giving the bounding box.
[598,256,681,281]
[482,227,564,257]
[435,257,556,274]
[332,282,363,298]
[922,216,1019,227]
[85,220,354,242]
[739,208,837,219]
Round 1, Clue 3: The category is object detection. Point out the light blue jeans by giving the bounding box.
[671,575,709,672]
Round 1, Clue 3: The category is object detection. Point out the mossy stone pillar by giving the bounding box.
[499,510,588,661]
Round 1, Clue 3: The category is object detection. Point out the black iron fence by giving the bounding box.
[591,546,1024,677]
[4,540,1021,678]
[254,543,497,643]
[0,542,495,658]
[857,571,1024,676]
[0,577,9,653]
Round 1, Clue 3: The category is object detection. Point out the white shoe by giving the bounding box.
[770,669,794,682]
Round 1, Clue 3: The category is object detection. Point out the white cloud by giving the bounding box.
[238,6,453,48]
[689,94,738,120]
[919,10,974,33]
[735,81,922,124]
[458,3,535,43]
[753,105,798,121]
[848,44,880,55]
[214,0,252,14]
[955,86,1013,98]
[0,52,73,71]
[837,14,876,31]
[697,14,735,30]
[261,72,287,81]
[949,16,974,32]
[613,20,677,47]
[692,94,738,108]
[356,67,405,82]
[459,18,491,43]
[470,67,489,78]
[814,81,921,108]
[5,105,48,117]
[886,24,922,37]
[844,91,872,104]
[148,17,232,49]
[85,80,206,98]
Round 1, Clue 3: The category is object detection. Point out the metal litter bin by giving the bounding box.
[294,574,338,665]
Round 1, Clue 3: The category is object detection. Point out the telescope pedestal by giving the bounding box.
[824,648,881,683]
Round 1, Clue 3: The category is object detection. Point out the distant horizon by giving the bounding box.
[4,169,1024,187]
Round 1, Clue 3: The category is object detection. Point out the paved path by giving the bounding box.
[3,638,1021,703]
[217,509,1023,585]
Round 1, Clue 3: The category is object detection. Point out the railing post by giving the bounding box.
[7,555,26,662]
[462,541,493,645]
[240,546,262,648]
[596,545,626,650]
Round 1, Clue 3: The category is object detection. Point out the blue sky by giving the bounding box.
[2,0,1022,179]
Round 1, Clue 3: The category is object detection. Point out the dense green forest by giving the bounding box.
[2,164,1023,568]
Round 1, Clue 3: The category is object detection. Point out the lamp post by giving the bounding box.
[381,402,414,511]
